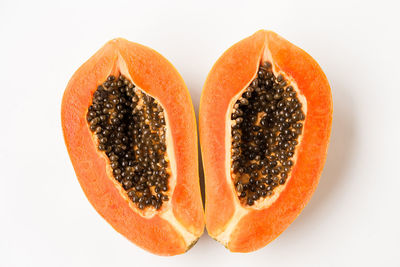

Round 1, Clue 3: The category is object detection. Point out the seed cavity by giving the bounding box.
[231,61,305,206]
[87,75,171,210]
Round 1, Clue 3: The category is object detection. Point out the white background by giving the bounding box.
[1,0,399,266]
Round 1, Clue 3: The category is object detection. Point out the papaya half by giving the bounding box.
[200,30,332,252]
[61,38,204,256]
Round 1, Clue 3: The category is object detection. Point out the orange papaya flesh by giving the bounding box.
[62,38,204,256]
[200,30,332,252]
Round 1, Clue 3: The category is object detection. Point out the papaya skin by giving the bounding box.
[200,30,332,252]
[61,38,204,256]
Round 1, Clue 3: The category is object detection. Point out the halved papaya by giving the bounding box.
[61,38,204,256]
[200,30,332,252]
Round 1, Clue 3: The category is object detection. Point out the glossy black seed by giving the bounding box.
[110,161,119,169]
[236,183,244,192]
[123,180,133,189]
[243,91,252,98]
[131,195,138,203]
[262,61,272,69]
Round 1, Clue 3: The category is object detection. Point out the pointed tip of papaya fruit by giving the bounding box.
[104,38,130,49]
[185,237,200,252]
[255,29,267,34]
[253,29,281,39]
[109,37,128,43]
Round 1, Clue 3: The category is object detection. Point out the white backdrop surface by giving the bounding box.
[0,0,399,266]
